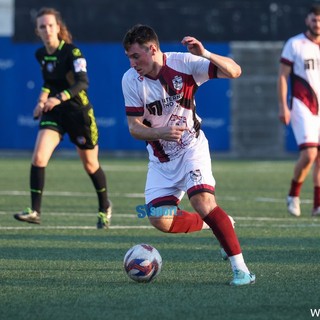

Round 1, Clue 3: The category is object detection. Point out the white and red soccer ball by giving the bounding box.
[123,244,162,282]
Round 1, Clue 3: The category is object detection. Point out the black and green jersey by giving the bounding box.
[35,40,91,107]
[35,40,99,149]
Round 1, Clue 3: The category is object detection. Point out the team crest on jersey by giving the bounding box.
[172,75,183,90]
[189,169,202,183]
[46,62,54,72]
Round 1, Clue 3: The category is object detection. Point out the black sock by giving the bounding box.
[89,167,110,212]
[30,165,45,213]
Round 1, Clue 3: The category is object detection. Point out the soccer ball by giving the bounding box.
[123,243,162,283]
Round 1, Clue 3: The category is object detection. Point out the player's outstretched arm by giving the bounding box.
[181,36,241,79]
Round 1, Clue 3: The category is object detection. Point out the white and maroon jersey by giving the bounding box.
[280,33,320,115]
[122,52,218,163]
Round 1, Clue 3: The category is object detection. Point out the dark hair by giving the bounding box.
[36,7,72,43]
[309,4,320,15]
[122,24,160,51]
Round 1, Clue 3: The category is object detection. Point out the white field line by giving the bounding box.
[1,212,319,230]
[0,225,154,230]
[1,190,319,229]
[0,191,145,198]
[0,212,137,218]
[0,211,317,222]
[0,190,313,204]
[0,223,318,230]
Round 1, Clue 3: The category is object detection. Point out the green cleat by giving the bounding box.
[14,208,40,224]
[97,203,112,229]
[230,269,256,286]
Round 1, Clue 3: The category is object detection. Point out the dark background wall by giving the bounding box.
[14,0,314,42]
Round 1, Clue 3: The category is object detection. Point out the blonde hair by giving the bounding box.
[36,7,72,43]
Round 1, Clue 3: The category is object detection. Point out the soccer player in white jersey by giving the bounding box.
[121,24,255,286]
[278,4,320,217]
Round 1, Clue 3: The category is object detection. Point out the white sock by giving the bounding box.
[229,253,250,273]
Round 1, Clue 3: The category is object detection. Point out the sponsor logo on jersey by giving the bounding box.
[161,93,183,114]
[167,114,187,127]
[146,93,184,116]
[72,48,82,57]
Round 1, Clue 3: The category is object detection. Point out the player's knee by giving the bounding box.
[190,192,217,218]
[301,148,318,164]
[83,162,100,174]
[32,156,48,167]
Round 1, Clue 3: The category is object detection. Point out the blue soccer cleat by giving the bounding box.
[230,269,256,286]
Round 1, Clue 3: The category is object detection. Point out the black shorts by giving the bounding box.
[39,104,98,149]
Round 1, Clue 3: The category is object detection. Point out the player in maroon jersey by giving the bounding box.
[13,7,111,228]
[278,4,320,217]
[122,24,255,286]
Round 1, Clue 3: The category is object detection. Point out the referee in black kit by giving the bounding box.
[14,7,112,229]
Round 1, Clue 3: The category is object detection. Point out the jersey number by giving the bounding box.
[146,100,162,116]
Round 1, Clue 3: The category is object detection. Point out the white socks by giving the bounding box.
[229,253,250,273]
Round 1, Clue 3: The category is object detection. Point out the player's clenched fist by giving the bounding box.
[158,126,187,142]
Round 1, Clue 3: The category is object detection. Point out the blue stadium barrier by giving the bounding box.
[3,37,293,152]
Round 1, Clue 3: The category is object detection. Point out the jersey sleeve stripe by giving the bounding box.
[41,87,50,93]
[125,106,144,116]
[280,57,293,66]
[63,90,71,99]
[208,64,218,79]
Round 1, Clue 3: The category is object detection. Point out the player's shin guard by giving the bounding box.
[89,167,110,212]
[168,210,204,233]
[314,186,320,209]
[203,206,241,256]
[289,179,303,197]
[30,165,45,213]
